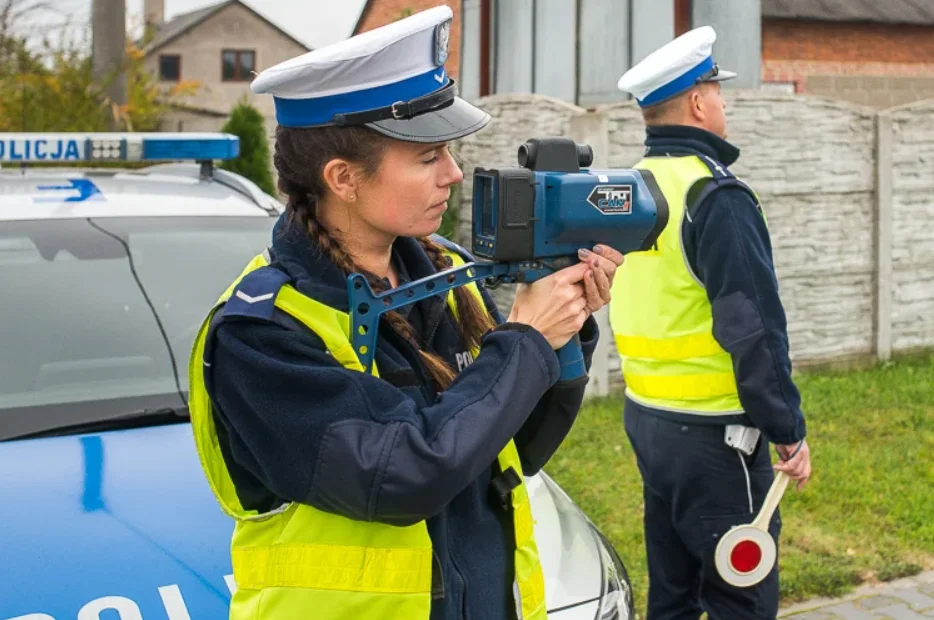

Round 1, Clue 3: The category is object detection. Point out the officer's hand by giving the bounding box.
[774,440,812,490]
[578,245,625,313]
[508,261,590,350]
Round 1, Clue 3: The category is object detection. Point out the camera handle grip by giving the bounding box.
[555,334,586,382]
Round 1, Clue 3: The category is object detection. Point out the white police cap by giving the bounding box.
[251,5,489,143]
[617,26,736,108]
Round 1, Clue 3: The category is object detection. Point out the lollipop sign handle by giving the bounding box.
[752,471,790,530]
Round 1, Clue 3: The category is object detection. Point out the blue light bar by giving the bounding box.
[0,132,240,164]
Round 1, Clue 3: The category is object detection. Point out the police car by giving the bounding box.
[0,133,633,620]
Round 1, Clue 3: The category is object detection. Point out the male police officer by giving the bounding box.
[610,26,812,619]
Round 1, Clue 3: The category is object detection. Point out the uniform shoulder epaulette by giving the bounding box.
[222,265,292,321]
[698,154,734,181]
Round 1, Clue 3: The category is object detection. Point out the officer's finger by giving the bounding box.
[786,458,808,481]
[582,250,618,279]
[556,261,591,285]
[796,466,811,490]
[583,269,602,312]
[593,244,625,267]
[591,262,612,302]
[568,296,588,319]
[797,469,811,490]
[774,458,804,479]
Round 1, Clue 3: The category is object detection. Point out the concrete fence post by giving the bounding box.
[568,110,613,399]
[875,111,894,361]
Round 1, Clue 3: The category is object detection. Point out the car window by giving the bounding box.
[0,217,272,416]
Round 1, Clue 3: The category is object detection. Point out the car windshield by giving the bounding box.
[0,216,273,440]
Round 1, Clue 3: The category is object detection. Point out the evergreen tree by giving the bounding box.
[220,99,276,195]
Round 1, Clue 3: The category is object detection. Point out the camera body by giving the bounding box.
[471,137,668,262]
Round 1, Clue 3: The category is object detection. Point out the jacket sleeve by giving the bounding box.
[479,286,598,475]
[687,186,807,445]
[209,317,560,527]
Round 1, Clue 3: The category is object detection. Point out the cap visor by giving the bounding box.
[708,69,737,82]
[366,97,490,143]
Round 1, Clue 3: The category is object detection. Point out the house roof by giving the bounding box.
[762,0,934,26]
[144,0,310,55]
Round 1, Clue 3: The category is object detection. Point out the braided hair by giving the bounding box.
[273,125,494,391]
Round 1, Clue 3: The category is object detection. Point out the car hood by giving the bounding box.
[0,424,235,619]
[0,424,601,618]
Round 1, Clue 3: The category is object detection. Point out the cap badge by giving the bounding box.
[434,19,451,66]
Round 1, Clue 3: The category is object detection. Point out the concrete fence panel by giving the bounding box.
[888,100,934,352]
[448,90,932,398]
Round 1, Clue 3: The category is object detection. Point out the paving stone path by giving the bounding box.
[779,571,934,619]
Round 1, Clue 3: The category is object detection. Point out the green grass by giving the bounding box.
[544,352,934,616]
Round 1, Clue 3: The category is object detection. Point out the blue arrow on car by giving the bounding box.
[34,178,104,203]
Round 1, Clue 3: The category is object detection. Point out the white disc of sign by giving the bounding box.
[715,471,790,587]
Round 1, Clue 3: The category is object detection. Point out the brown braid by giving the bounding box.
[273,125,493,392]
[416,237,495,352]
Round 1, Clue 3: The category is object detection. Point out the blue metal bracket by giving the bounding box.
[347,261,509,373]
[347,257,587,382]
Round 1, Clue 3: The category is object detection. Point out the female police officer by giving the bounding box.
[187,6,623,620]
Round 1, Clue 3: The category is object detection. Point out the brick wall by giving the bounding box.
[763,19,934,64]
[762,18,934,108]
[354,0,461,78]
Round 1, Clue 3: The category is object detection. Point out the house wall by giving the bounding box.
[355,0,462,79]
[144,2,308,117]
[762,18,934,108]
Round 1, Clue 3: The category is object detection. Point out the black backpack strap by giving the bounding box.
[685,156,760,223]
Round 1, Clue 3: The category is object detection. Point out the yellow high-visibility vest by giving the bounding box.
[188,249,547,619]
[610,154,764,415]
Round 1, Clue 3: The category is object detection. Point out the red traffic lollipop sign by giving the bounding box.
[715,471,790,587]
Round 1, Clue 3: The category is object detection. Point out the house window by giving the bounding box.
[222,50,255,82]
[159,54,181,82]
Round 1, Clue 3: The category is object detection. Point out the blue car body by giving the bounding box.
[0,425,234,618]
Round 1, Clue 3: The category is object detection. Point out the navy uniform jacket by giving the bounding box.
[631,125,807,446]
[206,215,598,620]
